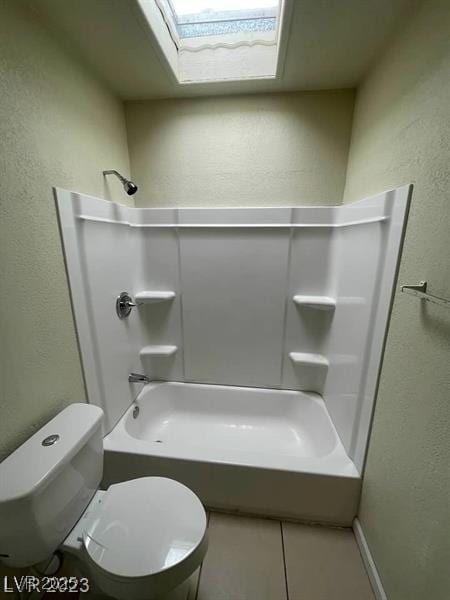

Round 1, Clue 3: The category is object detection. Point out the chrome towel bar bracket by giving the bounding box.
[401,281,450,309]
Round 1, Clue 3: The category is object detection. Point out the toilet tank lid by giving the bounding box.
[0,403,103,503]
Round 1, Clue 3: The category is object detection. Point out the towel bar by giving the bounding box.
[401,281,450,309]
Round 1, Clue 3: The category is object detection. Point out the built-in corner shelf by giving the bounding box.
[140,345,178,358]
[134,291,176,304]
[292,295,336,310]
[289,352,329,369]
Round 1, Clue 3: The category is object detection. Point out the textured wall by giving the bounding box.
[0,0,130,460]
[125,91,355,208]
[343,1,450,598]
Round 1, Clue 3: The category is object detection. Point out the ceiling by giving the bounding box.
[33,0,410,100]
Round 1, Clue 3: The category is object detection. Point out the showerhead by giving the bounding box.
[103,170,138,196]
[124,180,138,196]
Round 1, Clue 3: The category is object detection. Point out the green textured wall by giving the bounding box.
[125,91,355,208]
[343,1,450,598]
[0,0,130,460]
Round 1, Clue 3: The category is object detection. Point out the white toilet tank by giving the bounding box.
[0,403,104,567]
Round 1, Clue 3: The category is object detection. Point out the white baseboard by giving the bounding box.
[353,518,388,600]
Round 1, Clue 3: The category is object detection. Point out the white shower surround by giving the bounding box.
[56,185,410,520]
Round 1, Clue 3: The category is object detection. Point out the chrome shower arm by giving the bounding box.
[103,169,127,184]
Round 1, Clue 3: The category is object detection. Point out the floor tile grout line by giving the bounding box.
[280,521,291,600]
[194,511,211,600]
[193,561,203,600]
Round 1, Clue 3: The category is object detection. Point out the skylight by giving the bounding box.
[138,0,286,84]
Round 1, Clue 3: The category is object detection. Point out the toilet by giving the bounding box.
[0,403,208,600]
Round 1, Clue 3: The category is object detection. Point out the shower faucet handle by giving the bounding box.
[116,292,135,318]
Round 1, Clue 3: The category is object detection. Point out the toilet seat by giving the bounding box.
[78,477,208,600]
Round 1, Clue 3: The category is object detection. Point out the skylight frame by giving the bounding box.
[138,0,292,86]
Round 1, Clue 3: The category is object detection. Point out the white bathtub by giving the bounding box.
[103,382,361,525]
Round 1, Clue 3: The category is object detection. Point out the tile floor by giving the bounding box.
[191,512,375,600]
[23,511,375,599]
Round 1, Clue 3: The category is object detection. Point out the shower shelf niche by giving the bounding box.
[134,291,176,304]
[140,345,178,357]
[289,352,329,370]
[292,295,336,310]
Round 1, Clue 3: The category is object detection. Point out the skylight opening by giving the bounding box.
[140,0,286,84]
[169,0,278,40]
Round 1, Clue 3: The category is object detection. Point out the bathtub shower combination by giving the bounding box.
[56,186,411,525]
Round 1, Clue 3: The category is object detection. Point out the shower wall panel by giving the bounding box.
[324,223,382,456]
[56,191,141,433]
[135,226,184,382]
[179,228,290,387]
[282,228,335,391]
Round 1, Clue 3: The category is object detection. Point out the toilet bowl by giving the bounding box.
[63,477,207,599]
[0,404,207,600]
